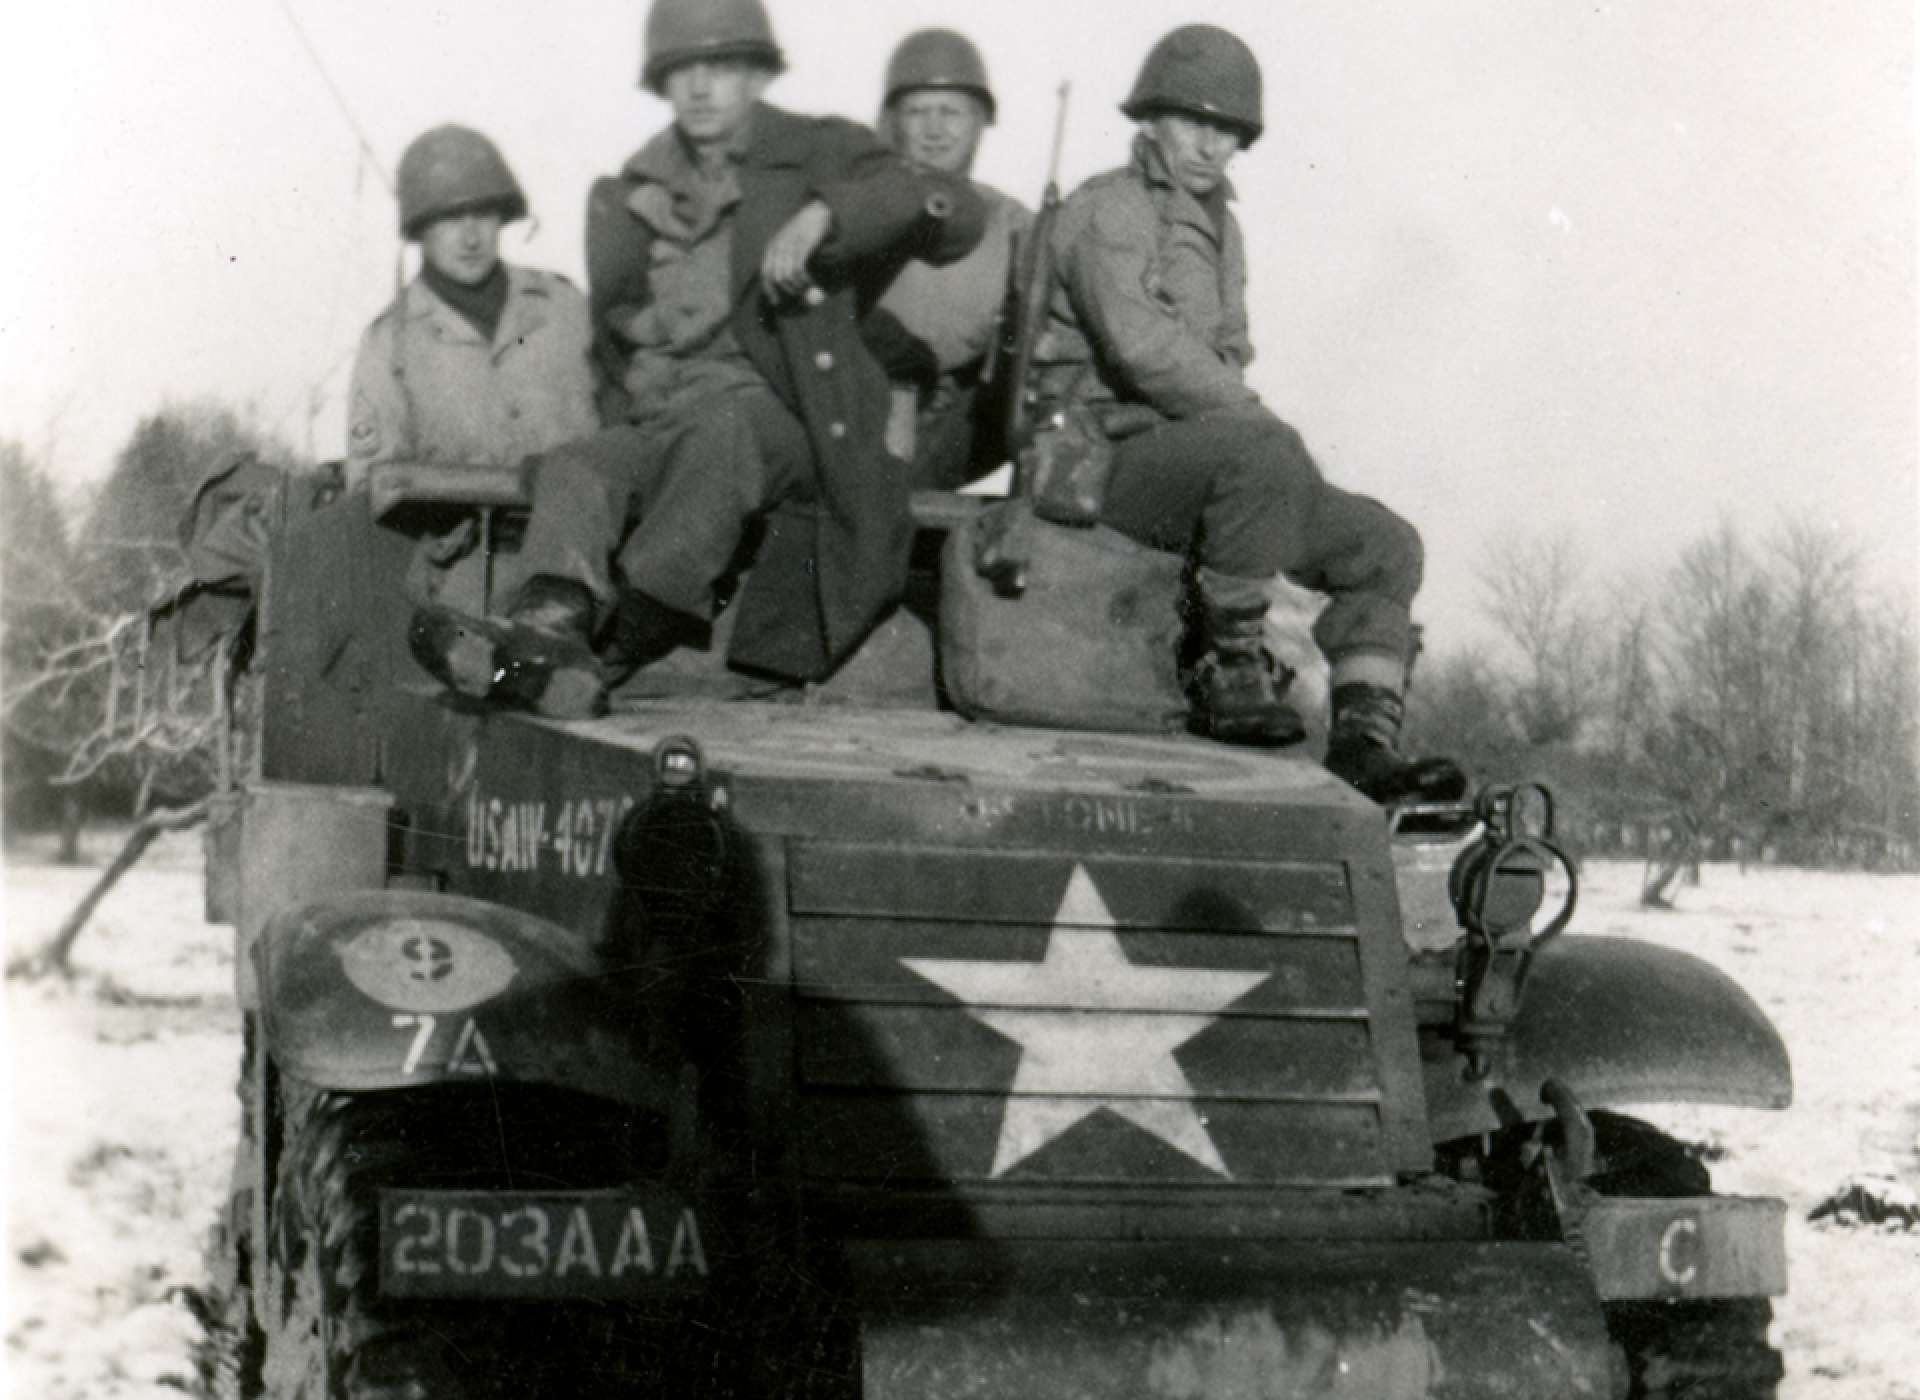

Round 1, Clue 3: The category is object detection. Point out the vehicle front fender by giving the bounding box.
[260,890,677,1109]
[1426,935,1792,1143]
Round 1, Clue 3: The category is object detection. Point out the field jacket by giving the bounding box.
[345,265,599,489]
[1031,135,1259,424]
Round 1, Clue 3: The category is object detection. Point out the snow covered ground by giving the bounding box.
[4,834,1918,1397]
[1572,860,1920,1399]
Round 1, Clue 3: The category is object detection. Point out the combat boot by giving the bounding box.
[1324,682,1468,804]
[1193,570,1306,747]
[409,576,606,720]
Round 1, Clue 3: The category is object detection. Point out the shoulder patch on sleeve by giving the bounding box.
[1084,183,1156,250]
[520,267,581,297]
[348,387,382,453]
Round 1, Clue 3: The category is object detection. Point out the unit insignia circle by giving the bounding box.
[337,919,520,1012]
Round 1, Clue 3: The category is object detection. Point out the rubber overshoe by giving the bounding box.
[1324,733,1469,805]
[601,589,702,685]
[408,578,607,720]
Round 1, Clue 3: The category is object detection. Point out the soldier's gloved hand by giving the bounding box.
[761,200,834,301]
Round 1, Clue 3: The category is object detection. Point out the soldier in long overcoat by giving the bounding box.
[410,0,985,715]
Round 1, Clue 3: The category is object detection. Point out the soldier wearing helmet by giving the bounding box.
[410,0,987,717]
[1030,25,1464,803]
[869,29,1032,490]
[345,125,598,491]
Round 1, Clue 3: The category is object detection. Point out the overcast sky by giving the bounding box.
[2,0,1912,647]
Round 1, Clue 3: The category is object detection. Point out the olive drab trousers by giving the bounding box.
[1098,408,1425,664]
[513,384,812,622]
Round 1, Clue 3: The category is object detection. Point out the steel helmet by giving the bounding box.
[1121,24,1264,146]
[395,125,528,238]
[641,0,785,94]
[883,29,995,122]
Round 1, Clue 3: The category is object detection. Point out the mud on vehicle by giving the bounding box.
[190,463,1791,1398]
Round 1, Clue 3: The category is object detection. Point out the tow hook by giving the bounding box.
[1538,1079,1601,1271]
[1541,1079,1596,1181]
[1451,785,1578,1079]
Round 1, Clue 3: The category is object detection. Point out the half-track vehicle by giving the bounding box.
[193,461,1792,1398]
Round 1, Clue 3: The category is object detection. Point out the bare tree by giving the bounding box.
[1655,523,1779,844]
[1640,517,1920,890]
[71,402,289,807]
[1402,650,1520,777]
[1594,585,1659,770]
[1852,596,1920,866]
[1,441,89,856]
[4,403,292,976]
[1425,517,1916,884]
[1477,532,1591,746]
[1769,522,1859,833]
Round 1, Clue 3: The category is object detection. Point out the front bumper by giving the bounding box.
[1578,1192,1788,1301]
[850,1238,1622,1400]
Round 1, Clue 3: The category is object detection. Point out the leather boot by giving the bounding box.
[408,577,606,720]
[1324,682,1468,804]
[1194,570,1306,747]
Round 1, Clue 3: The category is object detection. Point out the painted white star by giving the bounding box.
[902,866,1268,1177]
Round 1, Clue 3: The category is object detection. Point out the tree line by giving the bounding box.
[2,404,298,858]
[1407,523,1920,877]
[5,403,1914,879]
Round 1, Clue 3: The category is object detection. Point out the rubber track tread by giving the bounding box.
[1608,1299,1781,1400]
[265,1080,859,1397]
[1593,1115,1784,1400]
[271,1083,561,1399]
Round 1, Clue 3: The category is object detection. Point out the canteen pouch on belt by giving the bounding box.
[940,504,1187,733]
[1021,406,1114,527]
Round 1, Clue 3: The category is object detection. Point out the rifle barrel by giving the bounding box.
[1046,81,1071,190]
[1006,82,1074,466]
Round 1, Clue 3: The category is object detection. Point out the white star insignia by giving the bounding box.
[902,866,1268,1177]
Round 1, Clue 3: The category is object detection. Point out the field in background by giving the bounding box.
[5,835,1917,1398]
